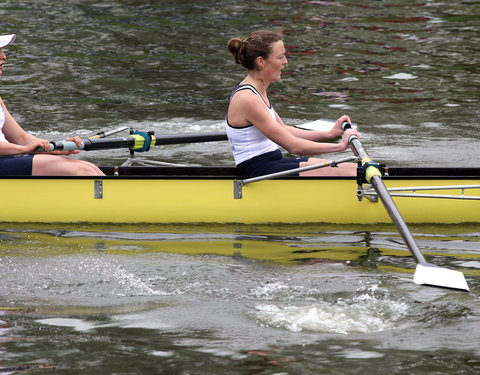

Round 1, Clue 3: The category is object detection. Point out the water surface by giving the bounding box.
[0,0,479,374]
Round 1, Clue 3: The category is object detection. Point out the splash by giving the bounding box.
[110,265,167,296]
[77,256,169,297]
[254,287,408,334]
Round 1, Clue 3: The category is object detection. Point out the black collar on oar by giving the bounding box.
[36,132,228,152]
[342,121,469,292]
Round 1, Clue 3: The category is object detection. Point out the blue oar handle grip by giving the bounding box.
[35,143,55,152]
[36,141,84,152]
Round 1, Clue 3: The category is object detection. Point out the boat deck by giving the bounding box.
[93,165,480,180]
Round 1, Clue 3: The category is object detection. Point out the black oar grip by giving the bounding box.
[341,121,358,143]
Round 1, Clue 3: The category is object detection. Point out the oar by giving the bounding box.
[342,122,469,291]
[89,126,129,139]
[37,132,228,152]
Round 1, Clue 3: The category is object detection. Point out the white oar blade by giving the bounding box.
[414,264,469,291]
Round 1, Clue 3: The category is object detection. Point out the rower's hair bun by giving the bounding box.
[227,30,283,71]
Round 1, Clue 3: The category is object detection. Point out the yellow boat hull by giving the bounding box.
[1,174,479,223]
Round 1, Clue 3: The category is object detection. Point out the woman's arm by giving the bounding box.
[275,110,349,141]
[237,92,358,156]
[0,98,50,155]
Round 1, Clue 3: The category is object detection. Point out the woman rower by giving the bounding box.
[226,29,360,177]
[0,34,104,176]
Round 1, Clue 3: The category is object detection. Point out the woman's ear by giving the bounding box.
[255,56,265,70]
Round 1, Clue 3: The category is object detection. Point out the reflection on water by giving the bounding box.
[0,223,479,373]
[0,222,479,373]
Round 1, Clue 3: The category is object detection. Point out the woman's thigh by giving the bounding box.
[32,154,104,176]
[299,157,357,177]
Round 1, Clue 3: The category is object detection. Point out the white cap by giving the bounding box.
[0,34,16,48]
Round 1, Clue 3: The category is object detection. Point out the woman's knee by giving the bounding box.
[71,162,104,176]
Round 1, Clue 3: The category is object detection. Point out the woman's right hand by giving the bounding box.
[339,128,360,150]
[23,139,51,154]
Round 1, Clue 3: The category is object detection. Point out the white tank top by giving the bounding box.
[225,84,279,165]
[0,104,8,143]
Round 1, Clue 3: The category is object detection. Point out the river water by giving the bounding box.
[1,0,480,374]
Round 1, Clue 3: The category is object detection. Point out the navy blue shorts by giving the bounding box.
[237,150,308,177]
[0,155,34,176]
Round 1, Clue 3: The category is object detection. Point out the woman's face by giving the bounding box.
[262,40,288,82]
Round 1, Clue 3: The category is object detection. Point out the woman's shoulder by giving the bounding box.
[231,85,262,103]
[232,83,264,97]
[230,90,267,116]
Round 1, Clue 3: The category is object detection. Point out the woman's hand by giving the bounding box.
[338,128,360,151]
[20,138,51,154]
[60,136,82,155]
[45,136,82,155]
[330,114,352,138]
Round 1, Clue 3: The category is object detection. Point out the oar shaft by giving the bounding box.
[38,132,228,152]
[89,126,129,139]
[338,121,468,290]
[369,174,427,264]
[154,132,227,145]
[342,123,428,265]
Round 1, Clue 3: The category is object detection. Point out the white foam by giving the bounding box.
[151,350,175,357]
[254,288,408,334]
[383,73,418,80]
[37,318,96,332]
[338,77,359,82]
[250,282,290,299]
[337,349,385,359]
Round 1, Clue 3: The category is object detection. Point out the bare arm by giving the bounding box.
[233,91,358,156]
[274,109,348,141]
[0,98,50,155]
[0,98,82,156]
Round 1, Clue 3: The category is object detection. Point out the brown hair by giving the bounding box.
[227,30,284,71]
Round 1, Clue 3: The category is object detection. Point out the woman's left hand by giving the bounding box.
[332,114,352,137]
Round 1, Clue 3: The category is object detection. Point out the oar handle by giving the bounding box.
[36,141,85,152]
[341,121,352,131]
[341,121,363,157]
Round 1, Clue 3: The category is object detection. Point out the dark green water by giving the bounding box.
[0,1,480,374]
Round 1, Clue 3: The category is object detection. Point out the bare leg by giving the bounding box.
[299,157,357,177]
[32,154,105,176]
